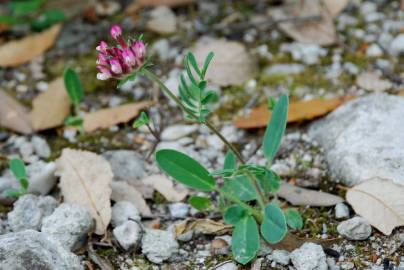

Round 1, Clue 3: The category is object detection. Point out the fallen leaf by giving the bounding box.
[235,96,352,129]
[175,219,232,236]
[0,24,61,67]
[346,178,404,235]
[142,174,188,202]
[268,0,336,45]
[323,0,349,17]
[83,101,151,133]
[270,233,340,251]
[110,181,152,216]
[0,90,33,134]
[192,38,258,86]
[278,182,344,206]
[57,148,112,235]
[30,77,71,131]
[356,72,392,92]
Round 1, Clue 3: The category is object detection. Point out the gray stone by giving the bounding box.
[113,220,142,251]
[337,217,372,240]
[146,6,177,35]
[103,150,145,182]
[31,136,51,158]
[141,229,179,264]
[270,249,291,265]
[335,203,350,219]
[389,34,404,55]
[8,194,58,232]
[0,176,20,205]
[264,63,305,75]
[0,230,82,269]
[26,161,57,195]
[41,203,93,251]
[168,203,189,218]
[111,201,141,228]
[290,243,327,270]
[161,125,198,141]
[281,42,327,65]
[215,262,238,270]
[309,94,404,186]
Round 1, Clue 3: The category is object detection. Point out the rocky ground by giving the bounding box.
[0,0,404,269]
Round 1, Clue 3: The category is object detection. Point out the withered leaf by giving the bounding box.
[142,174,188,202]
[0,90,33,134]
[175,219,232,237]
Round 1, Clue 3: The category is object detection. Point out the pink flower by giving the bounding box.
[96,25,147,81]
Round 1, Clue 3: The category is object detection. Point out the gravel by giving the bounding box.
[113,220,142,251]
[111,201,141,228]
[337,217,372,240]
[290,243,328,270]
[103,150,146,183]
[141,229,179,264]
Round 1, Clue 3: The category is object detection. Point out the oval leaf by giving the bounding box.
[284,209,303,230]
[188,196,212,211]
[223,150,237,170]
[155,149,216,191]
[232,215,260,265]
[224,205,249,225]
[261,203,287,244]
[221,175,258,201]
[9,158,27,181]
[263,95,288,163]
[63,67,84,105]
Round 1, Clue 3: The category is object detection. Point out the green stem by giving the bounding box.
[245,170,267,208]
[143,69,268,211]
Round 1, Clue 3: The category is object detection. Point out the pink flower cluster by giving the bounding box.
[96,25,146,80]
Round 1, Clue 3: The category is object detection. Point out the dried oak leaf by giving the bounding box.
[268,0,336,45]
[83,101,151,133]
[0,90,33,134]
[0,24,61,67]
[31,77,71,131]
[235,96,353,129]
[346,178,404,235]
[57,148,112,235]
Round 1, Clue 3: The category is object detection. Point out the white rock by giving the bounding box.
[168,203,189,218]
[356,72,392,92]
[290,243,327,270]
[389,34,404,55]
[309,94,404,186]
[270,249,291,265]
[141,229,179,264]
[215,262,238,270]
[337,217,372,240]
[335,203,349,219]
[8,194,58,232]
[281,43,327,65]
[26,161,57,195]
[31,136,51,158]
[103,150,145,183]
[146,6,177,34]
[113,220,142,251]
[366,44,383,57]
[41,203,93,251]
[111,201,141,228]
[271,162,292,177]
[264,64,305,75]
[161,125,198,141]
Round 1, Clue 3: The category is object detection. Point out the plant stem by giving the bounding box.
[144,69,268,210]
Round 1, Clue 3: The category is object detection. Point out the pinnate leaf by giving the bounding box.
[261,203,287,244]
[284,209,303,230]
[224,205,248,225]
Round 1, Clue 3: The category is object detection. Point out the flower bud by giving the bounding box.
[132,41,146,60]
[110,25,122,40]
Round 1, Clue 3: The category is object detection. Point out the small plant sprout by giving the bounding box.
[97,25,303,265]
[4,158,29,198]
[63,67,84,132]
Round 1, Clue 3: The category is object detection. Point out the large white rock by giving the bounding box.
[309,94,404,186]
[290,243,327,270]
[141,229,179,264]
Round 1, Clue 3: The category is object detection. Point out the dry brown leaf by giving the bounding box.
[269,0,336,45]
[278,182,344,206]
[83,101,151,133]
[192,38,258,86]
[0,24,61,67]
[346,179,404,235]
[142,174,188,202]
[323,0,349,17]
[235,96,352,129]
[111,181,152,216]
[175,219,232,237]
[0,90,33,134]
[57,148,112,235]
[30,77,71,131]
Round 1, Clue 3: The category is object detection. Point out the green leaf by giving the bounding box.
[9,158,27,181]
[3,188,24,198]
[223,150,237,170]
[187,52,201,77]
[155,149,216,191]
[63,67,84,105]
[284,209,303,230]
[221,175,258,202]
[201,52,214,78]
[261,203,287,244]
[184,57,197,86]
[267,96,277,111]
[133,111,150,129]
[0,15,23,25]
[263,95,289,164]
[188,196,211,211]
[224,205,248,225]
[257,170,280,194]
[201,91,218,105]
[20,178,29,190]
[9,0,45,16]
[232,215,260,265]
[31,9,66,31]
[64,116,83,127]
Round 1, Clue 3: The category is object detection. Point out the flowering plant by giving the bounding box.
[97,25,303,265]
